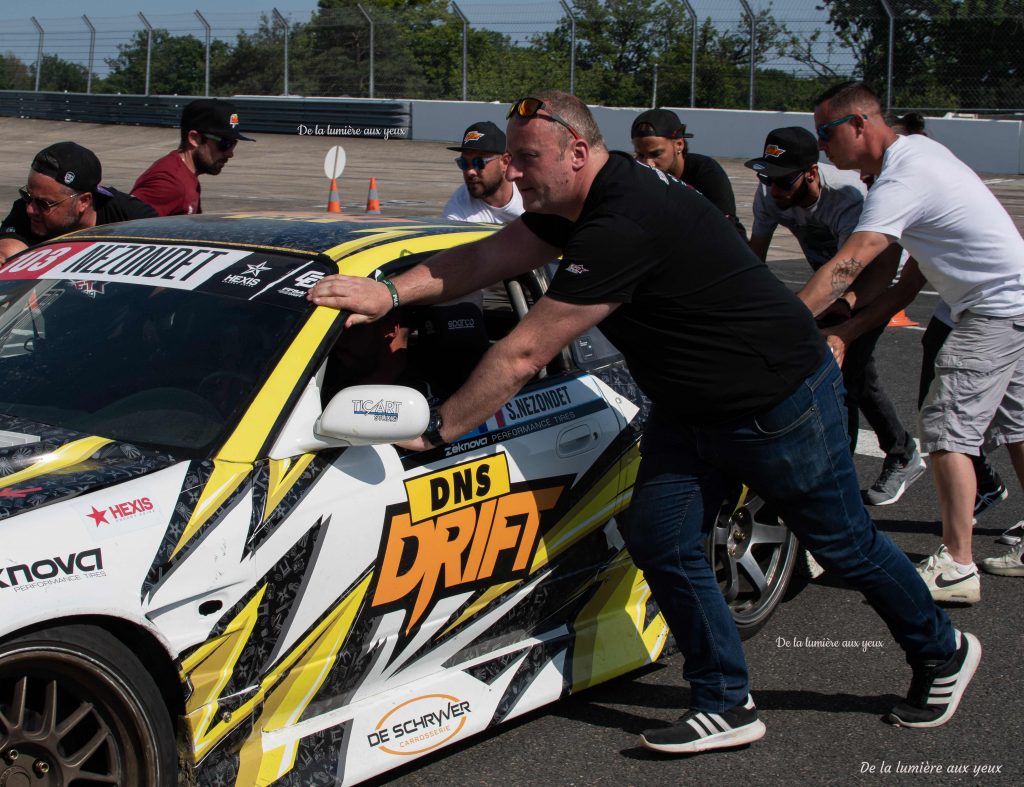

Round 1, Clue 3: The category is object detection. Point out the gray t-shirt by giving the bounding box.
[751,162,866,271]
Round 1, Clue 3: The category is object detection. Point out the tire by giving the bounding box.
[0,623,178,787]
[707,486,798,640]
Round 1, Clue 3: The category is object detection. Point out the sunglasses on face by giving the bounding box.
[757,170,805,190]
[18,186,80,213]
[816,113,866,141]
[455,155,499,171]
[507,97,582,141]
[202,133,237,152]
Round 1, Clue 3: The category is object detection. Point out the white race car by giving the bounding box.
[0,213,795,785]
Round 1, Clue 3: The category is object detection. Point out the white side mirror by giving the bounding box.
[317,385,430,446]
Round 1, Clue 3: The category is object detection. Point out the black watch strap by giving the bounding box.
[424,408,445,447]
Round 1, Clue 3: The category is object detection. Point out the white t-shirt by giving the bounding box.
[751,162,866,270]
[443,183,524,224]
[855,134,1024,321]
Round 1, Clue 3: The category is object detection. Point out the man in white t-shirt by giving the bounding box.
[443,121,524,224]
[746,127,922,507]
[800,81,1024,603]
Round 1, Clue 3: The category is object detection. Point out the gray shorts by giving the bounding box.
[919,311,1024,454]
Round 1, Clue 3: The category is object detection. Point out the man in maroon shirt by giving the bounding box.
[132,98,253,216]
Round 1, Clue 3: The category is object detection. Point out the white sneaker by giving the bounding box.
[980,541,1024,576]
[916,545,981,604]
[996,520,1024,546]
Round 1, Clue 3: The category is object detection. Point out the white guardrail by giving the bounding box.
[410,100,1024,176]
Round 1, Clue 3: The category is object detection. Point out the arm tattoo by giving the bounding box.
[830,257,864,300]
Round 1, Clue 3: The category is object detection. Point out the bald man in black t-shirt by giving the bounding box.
[309,90,978,754]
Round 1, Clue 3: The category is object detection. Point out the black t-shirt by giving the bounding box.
[682,152,745,236]
[522,152,823,425]
[1,187,157,247]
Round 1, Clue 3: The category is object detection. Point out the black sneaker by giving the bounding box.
[885,630,981,728]
[974,481,1008,524]
[640,695,766,753]
[863,449,927,506]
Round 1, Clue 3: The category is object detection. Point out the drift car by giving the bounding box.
[0,213,796,786]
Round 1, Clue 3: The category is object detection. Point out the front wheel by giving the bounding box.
[0,624,178,786]
[707,486,798,640]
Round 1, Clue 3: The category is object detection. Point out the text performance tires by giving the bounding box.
[708,488,798,640]
[0,624,177,786]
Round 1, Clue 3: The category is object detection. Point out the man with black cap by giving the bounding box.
[132,98,253,216]
[631,108,744,236]
[746,126,924,507]
[443,121,523,224]
[0,141,156,264]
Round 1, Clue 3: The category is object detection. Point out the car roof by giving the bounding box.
[66,212,498,275]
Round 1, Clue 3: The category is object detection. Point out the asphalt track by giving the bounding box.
[1,118,1022,786]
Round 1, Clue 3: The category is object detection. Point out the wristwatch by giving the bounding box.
[423,408,445,447]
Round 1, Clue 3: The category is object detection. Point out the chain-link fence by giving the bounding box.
[1,1,1021,113]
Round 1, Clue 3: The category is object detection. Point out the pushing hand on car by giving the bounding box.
[308,274,395,326]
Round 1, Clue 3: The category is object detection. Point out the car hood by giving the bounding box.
[0,415,181,521]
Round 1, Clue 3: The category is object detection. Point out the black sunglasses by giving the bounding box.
[202,133,238,152]
[756,170,805,190]
[18,186,80,213]
[455,155,499,172]
[507,97,582,140]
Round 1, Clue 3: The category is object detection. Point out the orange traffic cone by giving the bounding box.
[327,178,342,213]
[365,177,381,214]
[888,309,920,328]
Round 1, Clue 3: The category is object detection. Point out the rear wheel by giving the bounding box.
[707,486,798,640]
[0,624,177,787]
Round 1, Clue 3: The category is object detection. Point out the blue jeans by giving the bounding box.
[623,354,955,713]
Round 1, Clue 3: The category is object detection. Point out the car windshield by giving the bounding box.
[0,278,305,456]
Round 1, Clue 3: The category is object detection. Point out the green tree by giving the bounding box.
[31,54,89,93]
[102,29,231,96]
[0,52,32,90]
[820,0,1024,110]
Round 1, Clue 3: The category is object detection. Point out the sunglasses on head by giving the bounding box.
[18,186,80,213]
[507,97,582,141]
[455,155,499,171]
[202,133,237,152]
[757,170,805,190]
[816,113,866,141]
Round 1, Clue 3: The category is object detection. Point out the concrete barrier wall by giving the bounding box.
[411,100,1024,175]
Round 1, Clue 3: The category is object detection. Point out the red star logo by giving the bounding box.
[87,506,109,526]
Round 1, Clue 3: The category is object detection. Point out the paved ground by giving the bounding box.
[3,118,1022,786]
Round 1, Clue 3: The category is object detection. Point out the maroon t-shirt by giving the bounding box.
[131,152,201,216]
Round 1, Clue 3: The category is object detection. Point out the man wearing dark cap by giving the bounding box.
[0,141,156,264]
[443,121,523,224]
[631,108,744,236]
[131,98,253,216]
[746,126,923,507]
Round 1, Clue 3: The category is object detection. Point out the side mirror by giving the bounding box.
[316,385,430,446]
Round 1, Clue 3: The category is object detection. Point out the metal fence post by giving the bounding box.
[82,16,96,94]
[681,0,697,107]
[272,8,290,96]
[31,17,43,92]
[652,63,659,108]
[195,10,211,97]
[451,2,468,101]
[738,0,754,110]
[139,13,153,97]
[559,0,576,96]
[357,3,375,99]
[879,0,895,111]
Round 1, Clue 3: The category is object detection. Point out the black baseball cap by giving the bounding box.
[631,108,694,140]
[31,142,102,194]
[744,127,819,177]
[447,121,506,153]
[181,99,254,141]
